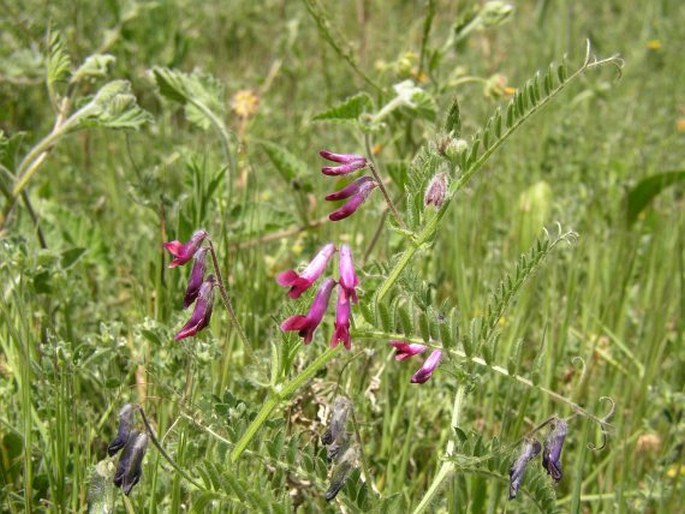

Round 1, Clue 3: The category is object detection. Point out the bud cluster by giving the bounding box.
[319,150,377,221]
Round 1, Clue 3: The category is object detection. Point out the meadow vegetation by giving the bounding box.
[0,0,683,512]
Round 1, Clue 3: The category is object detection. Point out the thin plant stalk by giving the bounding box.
[364,134,405,229]
[206,238,256,362]
[412,385,465,514]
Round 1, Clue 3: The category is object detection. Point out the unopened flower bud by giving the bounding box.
[424,172,449,208]
[480,1,514,28]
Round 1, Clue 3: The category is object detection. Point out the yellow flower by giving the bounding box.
[231,89,260,119]
[666,464,685,478]
[503,86,517,96]
[646,39,662,50]
[676,118,685,132]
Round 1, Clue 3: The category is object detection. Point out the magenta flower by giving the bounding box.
[410,349,443,384]
[184,247,208,308]
[338,244,359,303]
[390,341,428,361]
[320,150,368,176]
[163,230,208,268]
[330,287,351,350]
[325,176,377,221]
[281,278,336,344]
[175,275,216,340]
[542,418,567,482]
[276,243,336,299]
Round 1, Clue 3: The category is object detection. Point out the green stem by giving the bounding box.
[188,98,235,178]
[413,386,465,514]
[355,330,610,429]
[373,43,612,303]
[230,345,341,461]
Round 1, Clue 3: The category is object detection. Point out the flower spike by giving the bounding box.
[175,275,216,340]
[410,349,443,384]
[338,244,359,303]
[277,243,336,299]
[163,230,208,268]
[281,278,336,344]
[330,286,351,350]
[390,340,428,361]
[542,418,567,482]
[320,150,367,176]
[325,176,377,221]
[509,437,542,499]
[183,247,208,308]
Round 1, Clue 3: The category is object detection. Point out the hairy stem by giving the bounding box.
[413,385,465,514]
[231,345,341,462]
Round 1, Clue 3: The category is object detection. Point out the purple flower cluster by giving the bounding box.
[319,150,377,222]
[508,418,568,500]
[389,341,443,384]
[278,243,360,350]
[163,230,216,340]
[107,404,149,496]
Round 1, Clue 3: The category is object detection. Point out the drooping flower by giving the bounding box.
[338,244,359,303]
[325,446,359,502]
[183,247,208,308]
[390,340,428,361]
[163,230,208,268]
[542,418,567,482]
[325,176,377,221]
[280,278,336,344]
[175,275,216,340]
[321,396,352,461]
[410,349,443,384]
[330,287,351,350]
[107,404,136,457]
[320,150,367,176]
[114,430,149,496]
[509,437,542,499]
[276,243,336,299]
[424,172,449,208]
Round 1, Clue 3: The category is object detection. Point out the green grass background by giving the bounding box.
[1,0,683,512]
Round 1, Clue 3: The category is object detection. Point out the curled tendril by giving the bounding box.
[587,396,616,451]
[571,356,587,384]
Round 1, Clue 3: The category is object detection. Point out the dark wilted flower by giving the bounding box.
[277,243,336,299]
[390,340,428,361]
[424,172,449,208]
[183,247,208,308]
[330,287,352,350]
[322,396,352,461]
[509,437,542,499]
[542,418,567,482]
[338,244,359,303]
[325,176,377,221]
[325,446,359,501]
[410,349,443,384]
[114,430,149,496]
[281,278,336,344]
[163,230,208,268]
[107,404,136,457]
[320,150,367,176]
[175,275,216,340]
